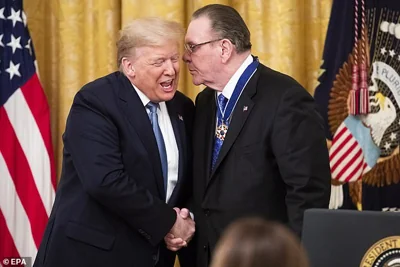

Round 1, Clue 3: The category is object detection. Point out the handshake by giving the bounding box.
[164,208,195,251]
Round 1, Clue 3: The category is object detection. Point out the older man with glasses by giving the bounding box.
[167,4,332,267]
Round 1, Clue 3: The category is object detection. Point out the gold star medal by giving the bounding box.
[216,122,228,141]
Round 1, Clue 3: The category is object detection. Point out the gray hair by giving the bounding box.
[192,4,252,53]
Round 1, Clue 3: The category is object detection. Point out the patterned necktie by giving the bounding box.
[146,102,168,194]
[212,94,229,170]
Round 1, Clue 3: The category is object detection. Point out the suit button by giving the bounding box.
[152,255,158,261]
[204,209,210,216]
[203,245,208,251]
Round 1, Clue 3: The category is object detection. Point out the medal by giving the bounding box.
[214,57,259,140]
[216,122,229,141]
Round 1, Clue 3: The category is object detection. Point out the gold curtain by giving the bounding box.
[24,0,332,266]
[25,0,332,180]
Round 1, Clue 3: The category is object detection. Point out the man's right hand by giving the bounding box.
[165,208,195,251]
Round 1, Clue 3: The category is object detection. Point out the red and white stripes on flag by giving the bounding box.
[0,0,56,263]
[329,122,369,183]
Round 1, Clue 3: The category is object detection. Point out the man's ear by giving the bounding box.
[220,39,233,63]
[121,57,135,77]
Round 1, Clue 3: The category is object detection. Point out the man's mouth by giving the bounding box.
[160,79,174,91]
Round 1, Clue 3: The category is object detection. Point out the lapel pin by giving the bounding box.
[178,114,183,121]
[243,106,248,112]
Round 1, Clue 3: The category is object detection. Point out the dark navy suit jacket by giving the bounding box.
[34,72,194,267]
[191,63,331,267]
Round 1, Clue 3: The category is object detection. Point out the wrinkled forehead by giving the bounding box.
[185,16,214,43]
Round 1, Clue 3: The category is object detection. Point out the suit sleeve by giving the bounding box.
[63,89,176,246]
[271,86,331,236]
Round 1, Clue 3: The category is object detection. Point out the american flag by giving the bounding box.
[329,122,368,183]
[0,0,56,262]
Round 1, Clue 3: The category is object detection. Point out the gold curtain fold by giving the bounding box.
[25,0,121,178]
[24,1,332,266]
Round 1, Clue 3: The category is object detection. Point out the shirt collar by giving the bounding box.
[218,54,253,100]
[131,83,163,109]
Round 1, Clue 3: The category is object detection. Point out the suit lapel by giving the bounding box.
[165,100,185,205]
[116,73,165,199]
[202,91,217,182]
[209,70,260,181]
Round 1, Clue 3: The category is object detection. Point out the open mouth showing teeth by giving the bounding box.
[160,80,173,88]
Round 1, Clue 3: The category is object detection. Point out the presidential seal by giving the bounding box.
[360,236,400,267]
[328,7,400,190]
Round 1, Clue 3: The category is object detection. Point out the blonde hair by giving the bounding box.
[211,218,309,267]
[116,17,184,70]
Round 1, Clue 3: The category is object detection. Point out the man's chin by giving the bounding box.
[159,90,176,102]
[191,77,203,86]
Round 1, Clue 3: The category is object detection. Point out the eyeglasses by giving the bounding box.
[184,39,223,54]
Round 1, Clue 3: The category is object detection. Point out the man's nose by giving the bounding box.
[182,51,191,63]
[164,60,175,75]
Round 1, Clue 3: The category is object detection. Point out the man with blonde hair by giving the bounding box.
[34,17,195,267]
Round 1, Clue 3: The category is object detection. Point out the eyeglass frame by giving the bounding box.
[184,38,223,54]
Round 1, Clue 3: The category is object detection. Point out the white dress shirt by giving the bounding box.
[216,54,254,132]
[132,84,179,203]
[218,54,254,101]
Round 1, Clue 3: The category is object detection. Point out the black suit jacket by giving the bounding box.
[34,72,194,267]
[191,63,331,267]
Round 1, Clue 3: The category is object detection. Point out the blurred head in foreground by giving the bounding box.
[211,217,309,267]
